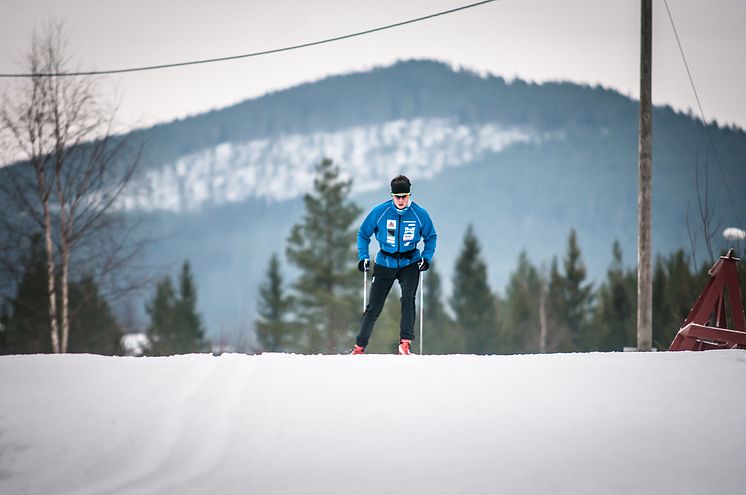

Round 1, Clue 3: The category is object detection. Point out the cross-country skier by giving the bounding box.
[352,175,437,355]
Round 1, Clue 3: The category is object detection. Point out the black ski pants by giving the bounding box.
[356,261,420,348]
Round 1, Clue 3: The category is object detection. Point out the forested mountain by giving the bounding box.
[4,60,745,338]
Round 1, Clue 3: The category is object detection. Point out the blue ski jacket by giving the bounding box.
[357,200,437,269]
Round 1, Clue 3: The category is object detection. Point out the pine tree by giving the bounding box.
[255,253,295,352]
[286,158,362,353]
[593,241,636,351]
[502,251,541,354]
[451,225,498,354]
[146,261,206,355]
[418,260,460,354]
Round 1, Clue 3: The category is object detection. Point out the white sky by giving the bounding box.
[1,0,745,132]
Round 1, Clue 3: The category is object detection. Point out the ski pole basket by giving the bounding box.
[669,249,746,351]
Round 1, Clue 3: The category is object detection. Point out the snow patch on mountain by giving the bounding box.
[119,118,540,212]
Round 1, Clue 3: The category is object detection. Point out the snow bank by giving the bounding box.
[1,351,745,494]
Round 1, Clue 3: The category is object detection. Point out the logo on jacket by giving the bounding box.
[403,223,416,242]
[386,219,397,245]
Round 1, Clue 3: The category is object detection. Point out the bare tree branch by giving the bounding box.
[0,19,144,353]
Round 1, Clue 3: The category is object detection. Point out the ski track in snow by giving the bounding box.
[1,351,746,494]
[65,354,257,495]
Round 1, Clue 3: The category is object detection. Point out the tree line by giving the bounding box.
[255,159,746,355]
[0,239,206,356]
[0,20,210,357]
[3,157,743,356]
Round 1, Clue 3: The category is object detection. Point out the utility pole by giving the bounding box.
[637,0,653,351]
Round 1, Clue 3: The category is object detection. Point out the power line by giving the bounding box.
[0,0,498,78]
[662,0,741,227]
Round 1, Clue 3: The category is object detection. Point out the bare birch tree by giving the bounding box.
[0,20,141,353]
[686,155,722,270]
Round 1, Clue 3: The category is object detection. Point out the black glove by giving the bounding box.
[418,259,430,271]
[358,259,370,272]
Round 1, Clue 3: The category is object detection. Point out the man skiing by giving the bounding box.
[352,175,437,355]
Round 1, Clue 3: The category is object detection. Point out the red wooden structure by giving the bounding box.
[669,249,746,351]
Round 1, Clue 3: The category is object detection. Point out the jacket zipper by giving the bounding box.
[396,214,402,269]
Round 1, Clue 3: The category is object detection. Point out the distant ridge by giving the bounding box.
[3,59,745,335]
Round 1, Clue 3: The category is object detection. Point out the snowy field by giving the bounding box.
[1,350,745,495]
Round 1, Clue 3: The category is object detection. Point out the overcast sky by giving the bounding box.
[1,0,745,132]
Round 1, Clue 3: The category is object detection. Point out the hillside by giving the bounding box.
[4,60,746,336]
[1,350,745,494]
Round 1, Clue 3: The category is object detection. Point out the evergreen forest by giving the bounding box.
[3,159,745,355]
[252,160,746,355]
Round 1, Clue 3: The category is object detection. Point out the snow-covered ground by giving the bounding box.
[1,350,745,494]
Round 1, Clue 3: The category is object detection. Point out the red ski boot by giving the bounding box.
[351,345,365,355]
[398,339,412,355]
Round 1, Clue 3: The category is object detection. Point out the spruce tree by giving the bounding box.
[547,257,573,353]
[146,275,177,355]
[502,251,541,353]
[286,158,362,353]
[593,241,636,351]
[146,261,206,355]
[256,253,295,352]
[68,276,124,355]
[651,256,670,348]
[451,225,498,354]
[565,230,594,349]
[3,235,123,355]
[549,230,594,351]
[3,235,51,353]
[174,261,206,351]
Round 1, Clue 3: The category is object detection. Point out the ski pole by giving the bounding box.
[419,270,424,354]
[363,268,367,312]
